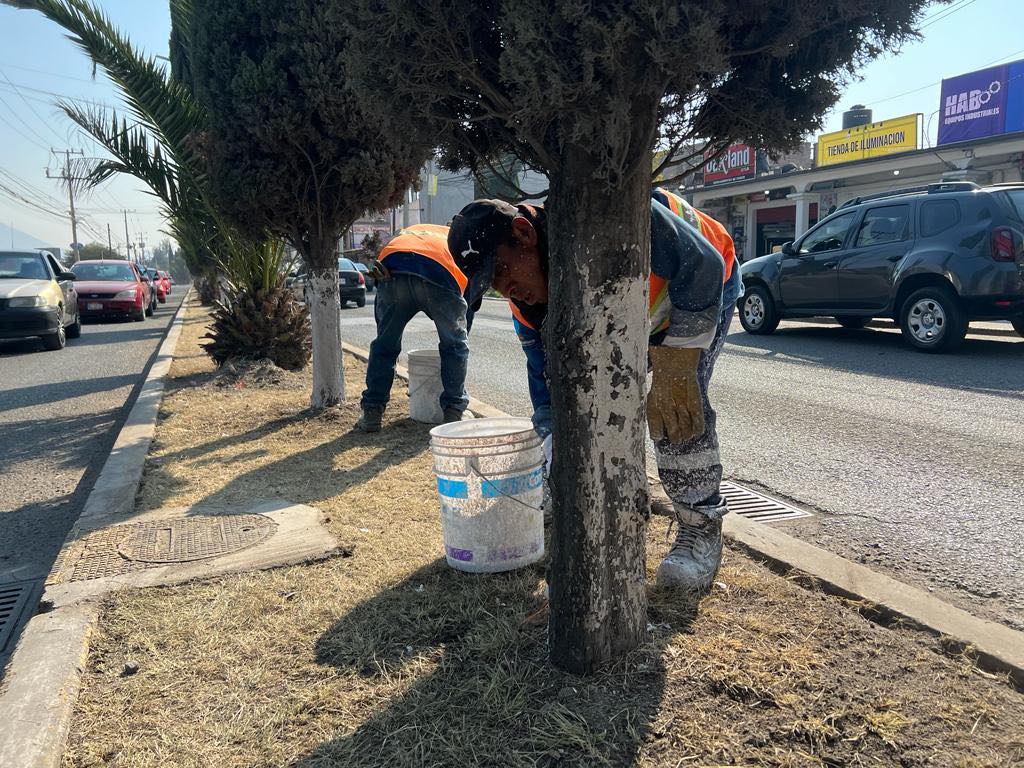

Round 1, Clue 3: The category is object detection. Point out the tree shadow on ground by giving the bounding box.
[0,409,120,475]
[138,411,431,515]
[290,559,690,768]
[0,374,139,411]
[725,324,1024,399]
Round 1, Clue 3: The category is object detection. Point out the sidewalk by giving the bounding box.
[58,299,1024,767]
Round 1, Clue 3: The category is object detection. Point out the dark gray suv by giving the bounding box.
[737,182,1024,351]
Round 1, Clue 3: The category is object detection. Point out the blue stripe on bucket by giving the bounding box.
[437,477,468,499]
[436,467,544,499]
[481,467,543,498]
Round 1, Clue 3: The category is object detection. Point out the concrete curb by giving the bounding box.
[0,291,192,768]
[721,512,1024,687]
[342,339,1024,686]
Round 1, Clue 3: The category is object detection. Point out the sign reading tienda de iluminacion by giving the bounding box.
[937,59,1024,145]
[815,114,920,168]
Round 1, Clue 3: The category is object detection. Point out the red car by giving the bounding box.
[72,260,152,321]
[157,270,172,296]
[146,267,169,303]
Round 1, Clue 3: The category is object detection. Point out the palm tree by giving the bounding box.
[3,0,311,369]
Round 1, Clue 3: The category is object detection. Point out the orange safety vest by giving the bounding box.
[509,194,734,334]
[655,187,736,282]
[378,223,468,294]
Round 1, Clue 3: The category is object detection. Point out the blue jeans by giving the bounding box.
[361,273,470,413]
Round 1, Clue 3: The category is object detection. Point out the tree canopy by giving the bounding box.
[346,1,935,185]
[190,0,434,267]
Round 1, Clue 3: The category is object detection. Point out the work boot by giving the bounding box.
[355,406,383,432]
[656,496,728,593]
[442,407,465,424]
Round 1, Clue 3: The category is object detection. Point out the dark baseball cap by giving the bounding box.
[448,199,519,304]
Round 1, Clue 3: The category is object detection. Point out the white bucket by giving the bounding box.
[408,348,443,424]
[429,417,545,573]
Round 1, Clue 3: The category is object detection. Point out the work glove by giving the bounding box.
[647,347,704,444]
[369,259,391,282]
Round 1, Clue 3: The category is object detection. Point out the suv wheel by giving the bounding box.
[739,286,780,335]
[899,286,967,352]
[836,315,869,329]
[1011,316,1024,338]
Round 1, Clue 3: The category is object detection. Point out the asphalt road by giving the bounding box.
[343,293,1024,630]
[0,291,185,664]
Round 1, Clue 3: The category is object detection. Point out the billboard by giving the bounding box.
[937,58,1024,145]
[702,143,756,185]
[816,114,920,167]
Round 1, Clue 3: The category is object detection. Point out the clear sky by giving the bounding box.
[0,0,1022,253]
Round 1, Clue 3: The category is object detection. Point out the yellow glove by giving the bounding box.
[647,347,704,444]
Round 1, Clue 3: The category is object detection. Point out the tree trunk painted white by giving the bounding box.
[545,158,651,674]
[308,265,344,408]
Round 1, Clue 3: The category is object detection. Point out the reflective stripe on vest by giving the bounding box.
[655,187,735,282]
[379,224,468,294]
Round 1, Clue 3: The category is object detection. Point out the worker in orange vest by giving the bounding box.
[356,224,471,432]
[448,189,740,594]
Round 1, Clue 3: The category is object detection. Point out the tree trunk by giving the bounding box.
[307,262,344,408]
[545,155,651,674]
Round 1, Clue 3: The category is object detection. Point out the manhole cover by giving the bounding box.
[118,514,276,564]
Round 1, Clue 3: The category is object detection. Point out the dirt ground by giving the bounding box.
[62,299,1024,768]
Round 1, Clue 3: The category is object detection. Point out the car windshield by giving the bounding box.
[73,262,136,282]
[0,253,48,280]
[338,258,356,271]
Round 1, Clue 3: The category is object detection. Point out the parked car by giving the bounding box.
[737,182,1024,352]
[354,262,374,293]
[72,259,151,322]
[338,257,366,308]
[157,270,172,296]
[146,267,168,303]
[0,250,80,350]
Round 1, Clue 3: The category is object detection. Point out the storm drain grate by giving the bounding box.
[0,581,34,654]
[720,481,813,522]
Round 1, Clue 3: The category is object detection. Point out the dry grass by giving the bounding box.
[63,298,1024,768]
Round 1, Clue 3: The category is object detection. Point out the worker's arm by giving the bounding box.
[513,315,552,438]
[649,199,724,349]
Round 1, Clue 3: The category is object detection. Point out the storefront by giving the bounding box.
[685,132,1024,263]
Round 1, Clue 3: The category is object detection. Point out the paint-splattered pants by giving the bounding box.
[653,268,740,514]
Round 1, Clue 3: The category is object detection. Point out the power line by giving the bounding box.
[0,94,51,150]
[0,60,100,85]
[919,0,979,29]
[0,68,68,144]
[871,46,1024,107]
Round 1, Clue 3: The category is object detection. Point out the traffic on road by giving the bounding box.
[0,251,177,353]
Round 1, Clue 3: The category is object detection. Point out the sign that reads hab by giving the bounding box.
[816,114,920,167]
[702,143,756,185]
[937,59,1024,145]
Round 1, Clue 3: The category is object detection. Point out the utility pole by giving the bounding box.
[46,148,85,263]
[124,210,132,262]
[107,223,113,257]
